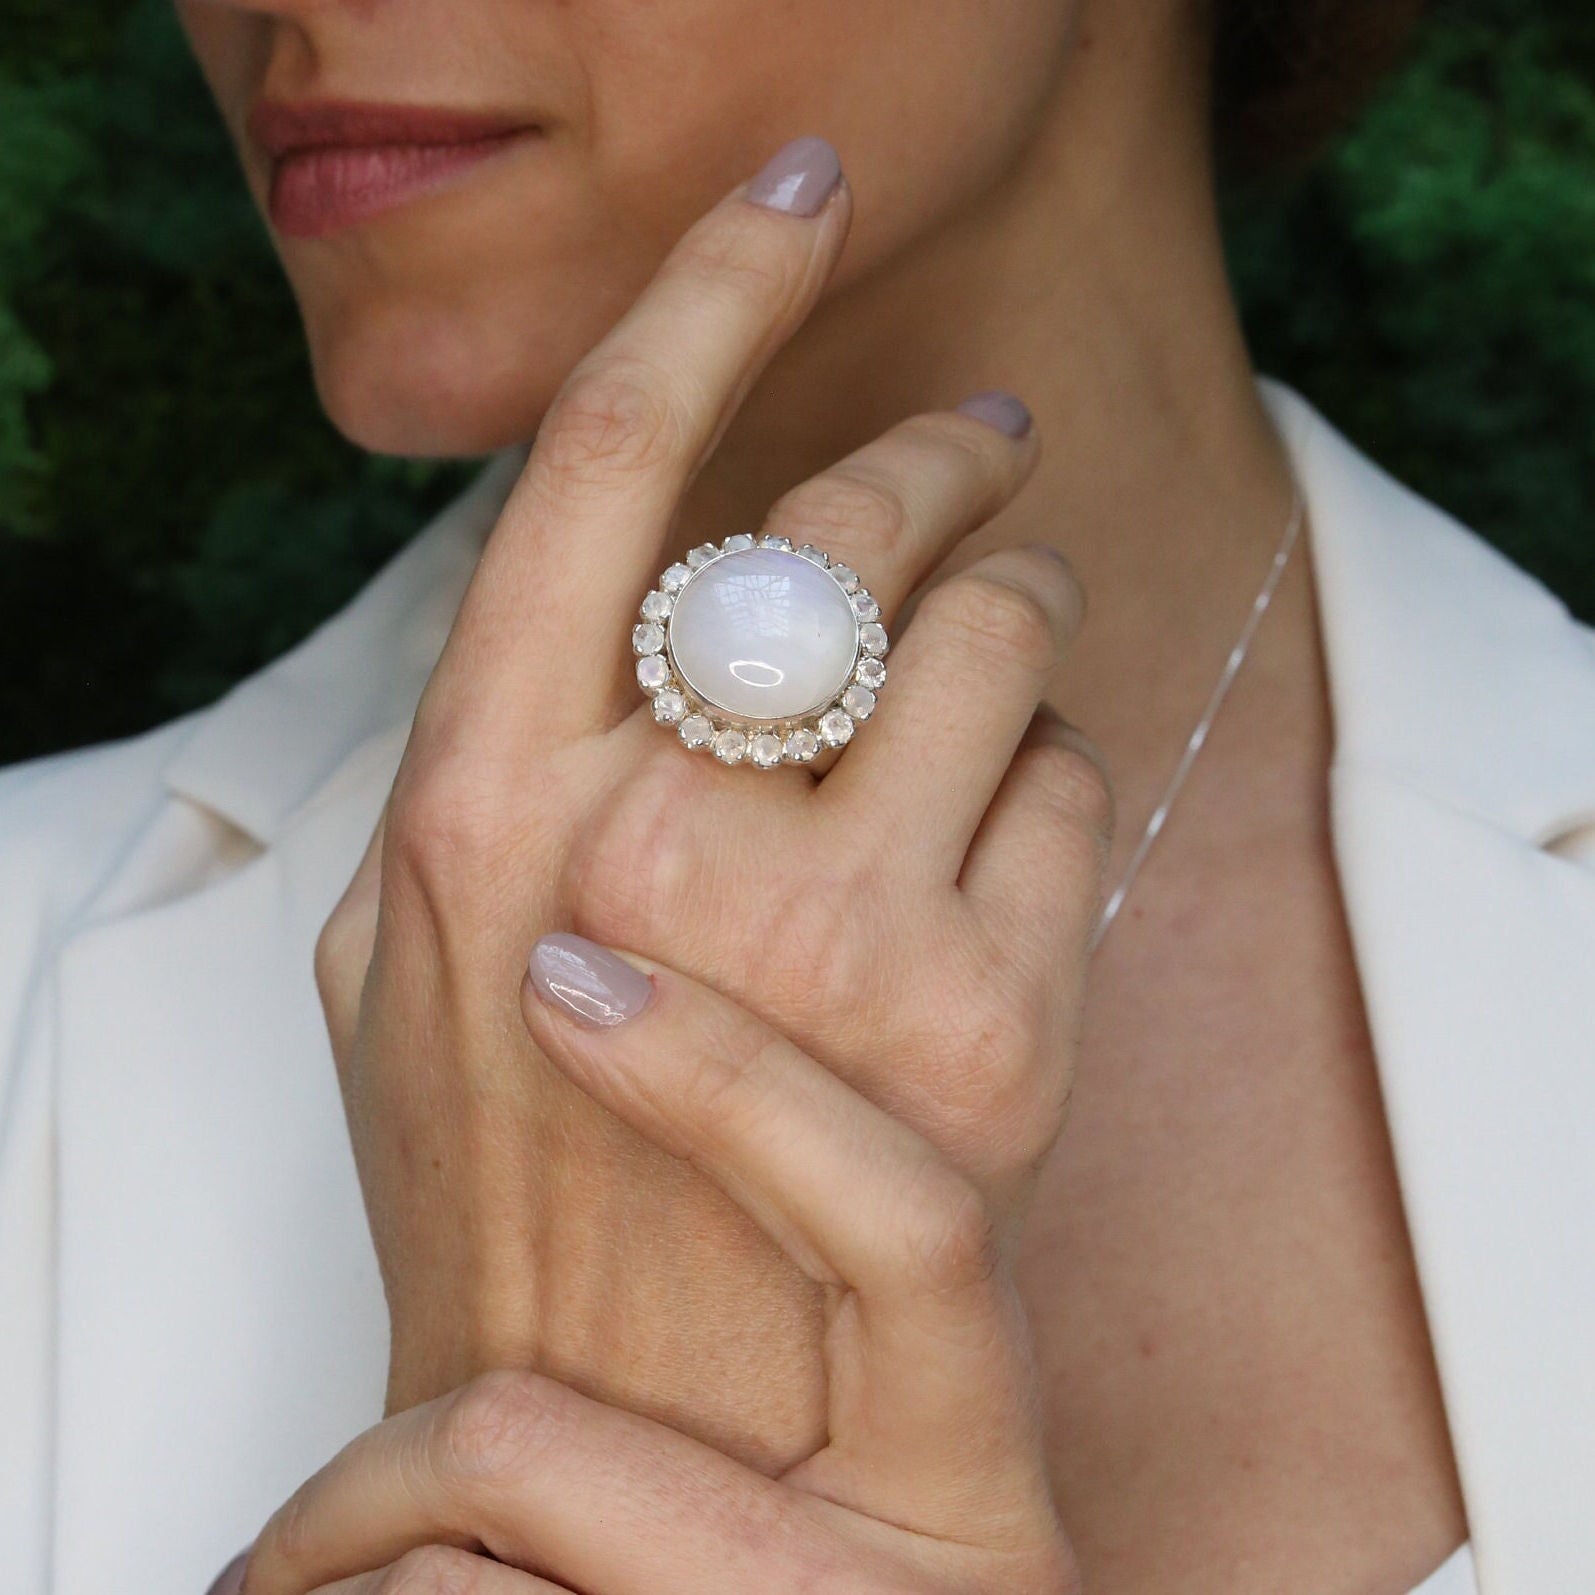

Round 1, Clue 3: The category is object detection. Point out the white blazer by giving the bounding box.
[1,379,1592,1595]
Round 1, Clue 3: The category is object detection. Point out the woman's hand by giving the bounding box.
[240,953,1082,1594]
[313,133,1114,1470]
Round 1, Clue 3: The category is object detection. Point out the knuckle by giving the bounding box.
[436,1369,572,1485]
[540,354,688,489]
[898,1161,1003,1299]
[929,573,1062,679]
[565,750,703,945]
[673,205,810,307]
[1026,738,1117,849]
[942,1003,1045,1136]
[312,900,366,1005]
[765,470,912,564]
[380,1545,483,1595]
[675,1022,785,1142]
[251,1483,314,1581]
[385,757,508,897]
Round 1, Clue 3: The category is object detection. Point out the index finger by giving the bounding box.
[518,936,1061,1547]
[421,135,852,744]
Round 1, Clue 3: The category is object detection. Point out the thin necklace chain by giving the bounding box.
[1087,477,1306,954]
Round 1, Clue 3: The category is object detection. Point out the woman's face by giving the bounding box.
[176,0,1081,456]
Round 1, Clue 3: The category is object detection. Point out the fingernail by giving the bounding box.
[205,1551,250,1595]
[955,390,1033,439]
[744,135,842,217]
[528,933,654,1028]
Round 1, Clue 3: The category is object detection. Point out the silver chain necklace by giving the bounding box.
[1088,477,1306,954]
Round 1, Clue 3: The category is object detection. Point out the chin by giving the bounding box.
[304,302,564,457]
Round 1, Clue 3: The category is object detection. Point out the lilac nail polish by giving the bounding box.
[956,390,1033,439]
[744,135,842,217]
[528,933,654,1028]
[205,1552,249,1595]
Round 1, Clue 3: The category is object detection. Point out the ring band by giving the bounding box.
[634,533,889,767]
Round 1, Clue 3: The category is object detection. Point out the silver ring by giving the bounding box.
[633,533,889,768]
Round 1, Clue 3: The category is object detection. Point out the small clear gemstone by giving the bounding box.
[652,688,688,725]
[712,728,748,764]
[723,532,755,552]
[841,685,876,720]
[749,732,784,768]
[818,709,855,747]
[796,543,828,565]
[830,563,859,592]
[679,713,714,749]
[636,655,670,693]
[851,591,880,622]
[855,657,887,690]
[640,589,674,621]
[859,622,888,657]
[758,533,794,551]
[687,542,720,569]
[783,728,821,763]
[660,562,693,593]
[632,621,665,655]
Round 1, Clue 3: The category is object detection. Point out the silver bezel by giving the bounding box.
[633,533,889,767]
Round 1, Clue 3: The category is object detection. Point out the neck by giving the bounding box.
[675,2,1320,883]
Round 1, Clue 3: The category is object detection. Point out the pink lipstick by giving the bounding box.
[250,100,542,239]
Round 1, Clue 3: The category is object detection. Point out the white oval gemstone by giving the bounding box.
[855,657,886,690]
[640,590,674,622]
[636,655,670,692]
[830,564,859,592]
[859,622,888,657]
[851,591,880,622]
[687,543,720,569]
[660,563,693,593]
[712,728,748,764]
[632,621,665,656]
[667,547,859,722]
[723,532,756,552]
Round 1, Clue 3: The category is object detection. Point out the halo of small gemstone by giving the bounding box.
[635,533,889,768]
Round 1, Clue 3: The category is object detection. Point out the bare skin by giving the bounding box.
[1023,547,1469,1590]
[178,0,1470,1587]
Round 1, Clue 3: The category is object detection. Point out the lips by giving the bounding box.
[249,100,541,239]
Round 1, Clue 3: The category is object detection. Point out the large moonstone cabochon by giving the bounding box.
[667,547,860,722]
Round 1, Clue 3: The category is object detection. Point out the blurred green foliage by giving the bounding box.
[2,0,1591,765]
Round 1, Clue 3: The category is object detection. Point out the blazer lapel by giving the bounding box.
[48,447,527,1594]
[1265,379,1595,1594]
[52,772,394,1595]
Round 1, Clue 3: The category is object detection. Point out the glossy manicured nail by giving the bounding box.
[205,1552,250,1595]
[528,933,654,1028]
[744,135,842,216]
[956,390,1033,439]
